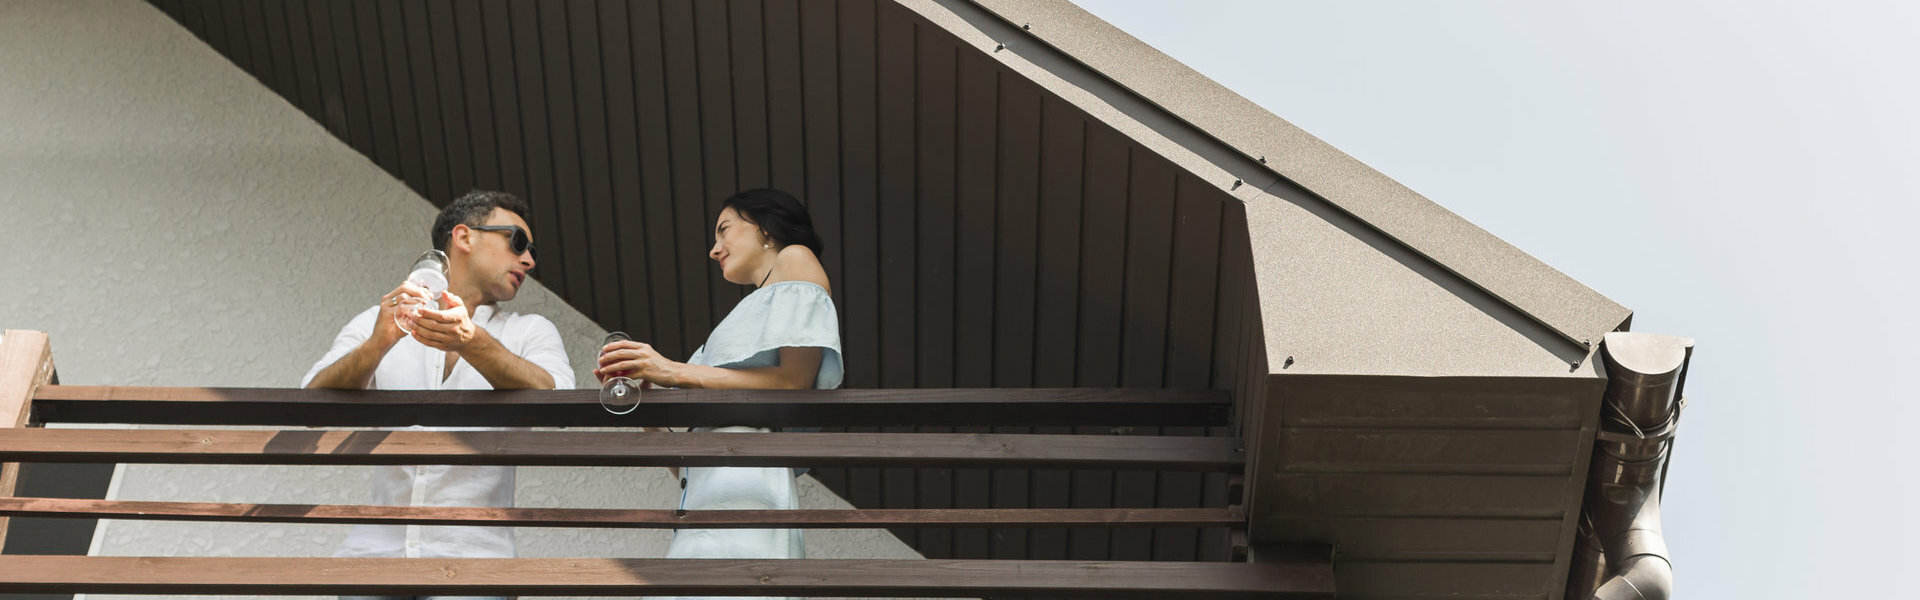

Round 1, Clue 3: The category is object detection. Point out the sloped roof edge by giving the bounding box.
[959,0,1632,348]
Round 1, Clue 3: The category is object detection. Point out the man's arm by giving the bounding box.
[459,326,557,390]
[304,333,398,389]
[409,291,570,390]
[304,284,425,389]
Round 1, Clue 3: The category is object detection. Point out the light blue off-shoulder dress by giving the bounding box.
[655,281,842,600]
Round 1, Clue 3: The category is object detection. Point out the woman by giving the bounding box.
[595,189,842,587]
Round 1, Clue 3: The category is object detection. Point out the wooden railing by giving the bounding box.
[0,330,1330,598]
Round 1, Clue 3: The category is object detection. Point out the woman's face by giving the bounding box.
[710,207,774,285]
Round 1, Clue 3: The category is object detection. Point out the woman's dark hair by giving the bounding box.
[721,188,825,257]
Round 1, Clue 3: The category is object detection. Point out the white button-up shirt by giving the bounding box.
[301,303,573,558]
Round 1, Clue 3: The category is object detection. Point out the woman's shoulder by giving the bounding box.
[771,245,831,294]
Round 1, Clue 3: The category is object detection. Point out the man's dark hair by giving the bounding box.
[720,188,825,257]
[432,190,532,252]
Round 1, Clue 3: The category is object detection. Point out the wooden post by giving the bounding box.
[0,330,56,554]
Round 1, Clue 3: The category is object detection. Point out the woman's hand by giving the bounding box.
[595,339,678,387]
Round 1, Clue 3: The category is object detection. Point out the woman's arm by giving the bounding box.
[595,343,823,390]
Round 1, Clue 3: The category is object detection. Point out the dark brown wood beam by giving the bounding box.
[31,386,1230,427]
[0,556,1334,598]
[0,497,1244,529]
[0,429,1244,471]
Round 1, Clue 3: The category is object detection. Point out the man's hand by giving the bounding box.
[375,282,433,349]
[411,291,481,352]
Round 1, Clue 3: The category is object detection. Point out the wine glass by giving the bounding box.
[395,250,449,334]
[599,331,642,415]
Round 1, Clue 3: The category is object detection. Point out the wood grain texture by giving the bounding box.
[32,386,1229,427]
[0,497,1241,529]
[0,429,1244,471]
[0,556,1333,598]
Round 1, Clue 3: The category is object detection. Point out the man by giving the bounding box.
[303,191,572,594]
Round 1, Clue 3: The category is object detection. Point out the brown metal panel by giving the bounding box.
[763,0,806,194]
[565,0,620,325]
[401,0,452,204]
[1259,474,1566,520]
[1281,376,1591,430]
[380,1,429,198]
[426,0,474,195]
[729,0,771,190]
[217,1,253,77]
[794,0,846,495]
[305,0,350,141]
[949,45,998,560]
[352,0,402,177]
[1032,98,1084,387]
[1074,122,1128,388]
[912,28,957,391]
[287,0,328,121]
[911,24,960,559]
[992,78,1041,389]
[874,1,921,550]
[1276,429,1582,476]
[1158,173,1225,562]
[1114,149,1178,561]
[0,556,1334,598]
[1262,516,1562,562]
[1336,561,1554,598]
[796,0,843,298]
[173,0,205,42]
[240,1,277,104]
[260,0,302,122]
[659,0,712,346]
[480,0,528,198]
[626,0,686,356]
[1067,121,1130,563]
[189,1,229,69]
[596,0,653,339]
[150,0,184,25]
[452,3,497,189]
[837,0,880,390]
[507,0,565,292]
[694,0,744,319]
[327,0,375,156]
[989,74,1044,561]
[538,0,595,317]
[875,2,917,392]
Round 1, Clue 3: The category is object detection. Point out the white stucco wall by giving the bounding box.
[0,2,919,598]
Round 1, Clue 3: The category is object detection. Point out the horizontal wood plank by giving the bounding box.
[0,497,1243,529]
[32,386,1229,427]
[0,429,1243,471]
[0,556,1333,598]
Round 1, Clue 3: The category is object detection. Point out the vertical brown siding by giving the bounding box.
[151,0,1262,563]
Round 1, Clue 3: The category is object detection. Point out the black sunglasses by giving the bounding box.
[469,225,537,260]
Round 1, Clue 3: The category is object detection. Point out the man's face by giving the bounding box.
[456,207,536,304]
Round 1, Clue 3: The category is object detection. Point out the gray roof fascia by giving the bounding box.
[959,0,1632,349]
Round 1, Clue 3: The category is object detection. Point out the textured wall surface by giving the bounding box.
[0,2,920,599]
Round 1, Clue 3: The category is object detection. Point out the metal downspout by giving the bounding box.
[1566,332,1693,600]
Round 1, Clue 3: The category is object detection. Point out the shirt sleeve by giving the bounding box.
[301,306,380,388]
[513,314,574,390]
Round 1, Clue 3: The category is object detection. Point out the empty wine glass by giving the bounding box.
[600,331,641,414]
[395,250,449,334]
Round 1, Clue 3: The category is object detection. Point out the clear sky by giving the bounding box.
[1074,1,1917,597]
